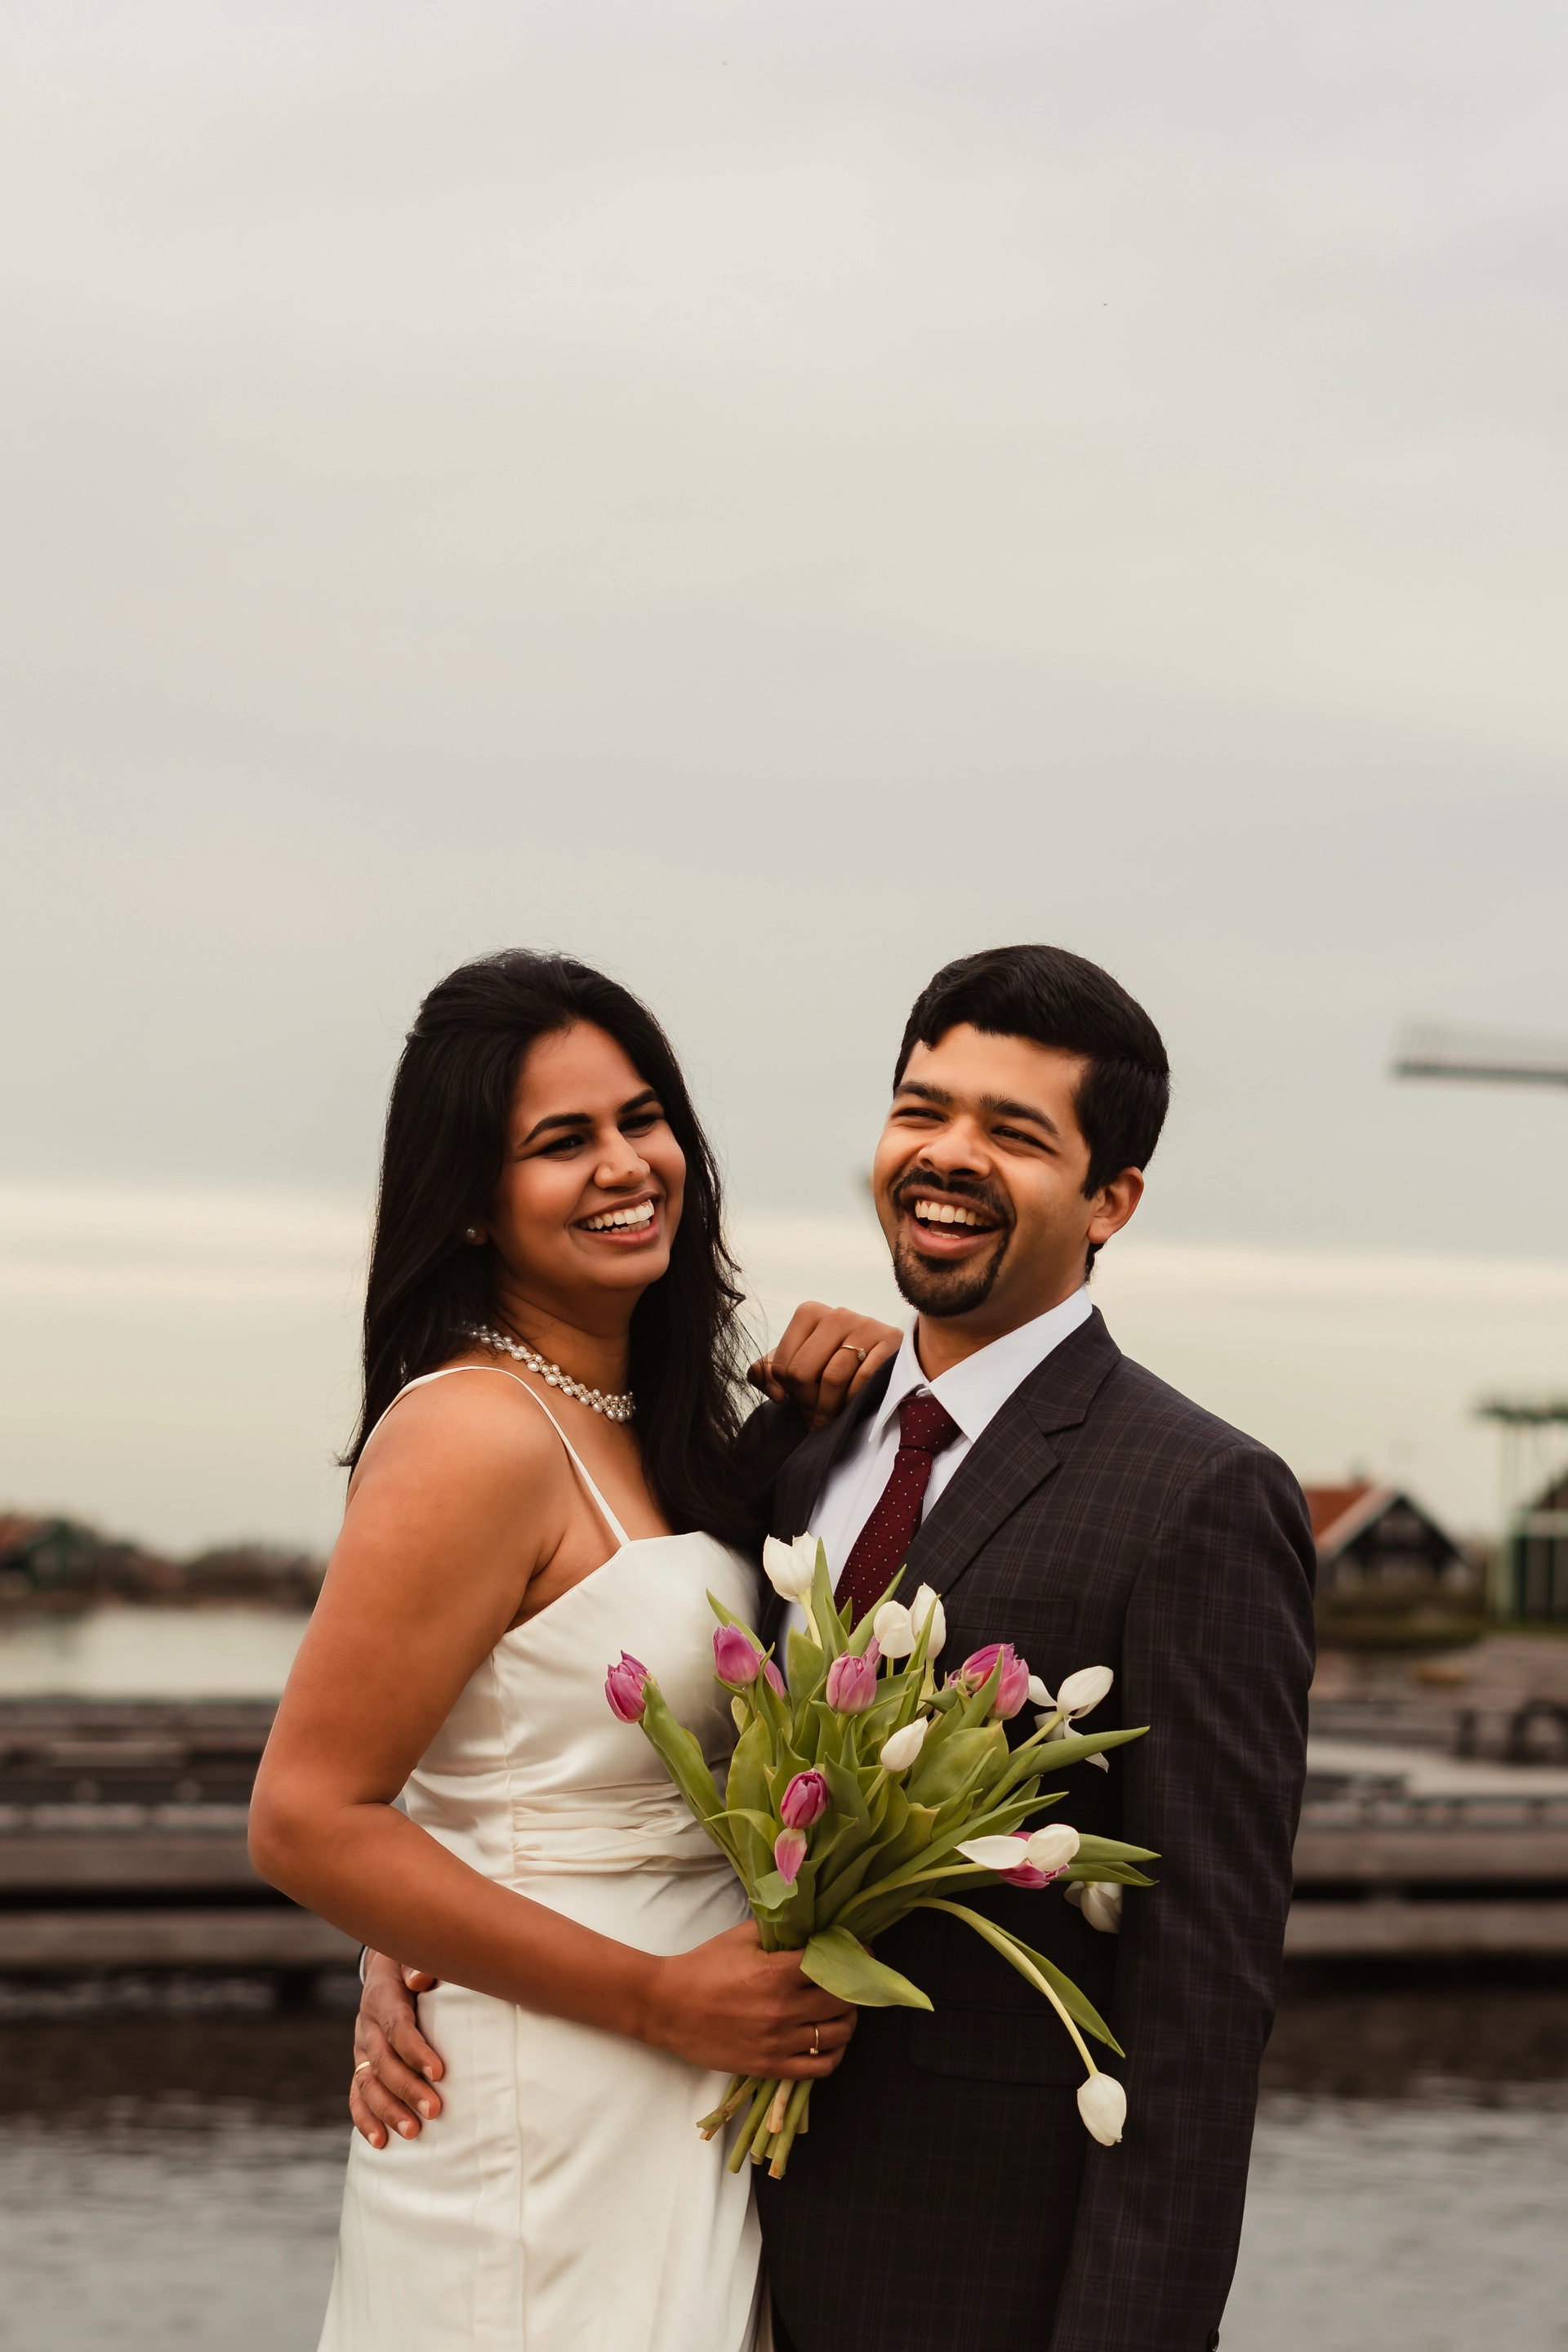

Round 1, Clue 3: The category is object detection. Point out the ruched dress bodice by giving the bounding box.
[403,1530,754,1886]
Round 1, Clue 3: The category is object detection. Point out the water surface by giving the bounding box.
[0,1973,1562,2352]
[0,1606,307,1698]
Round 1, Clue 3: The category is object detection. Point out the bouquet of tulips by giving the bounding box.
[604,1535,1156,2178]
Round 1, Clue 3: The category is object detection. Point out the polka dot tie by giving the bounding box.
[834,1392,963,1624]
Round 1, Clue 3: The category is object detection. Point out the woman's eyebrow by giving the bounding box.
[519,1089,659,1147]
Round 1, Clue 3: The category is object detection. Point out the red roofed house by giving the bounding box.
[1302,1481,1478,1601]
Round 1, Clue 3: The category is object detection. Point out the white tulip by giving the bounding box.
[762,1535,817,1602]
[1056,1665,1115,1719]
[878,1717,931,1771]
[1067,1881,1123,1932]
[873,1601,916,1659]
[1023,1824,1080,1874]
[1027,1674,1054,1708]
[957,1835,1033,1870]
[909,1584,947,1659]
[1080,1882,1124,1934]
[1076,2072,1126,2145]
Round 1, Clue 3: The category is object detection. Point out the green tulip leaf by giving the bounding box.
[800,1926,933,2011]
[1071,1832,1160,1863]
[786,1631,826,1698]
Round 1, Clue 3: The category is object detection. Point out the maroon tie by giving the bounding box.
[834,1392,963,1624]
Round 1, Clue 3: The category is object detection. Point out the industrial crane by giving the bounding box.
[1394,1021,1568,1615]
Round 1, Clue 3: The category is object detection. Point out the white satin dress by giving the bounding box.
[317,1367,765,2352]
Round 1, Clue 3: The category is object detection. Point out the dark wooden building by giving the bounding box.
[1509,1469,1568,1620]
[1303,1481,1478,1600]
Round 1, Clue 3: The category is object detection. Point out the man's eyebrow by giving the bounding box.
[893,1078,1061,1139]
[892,1080,954,1108]
[981,1092,1062,1139]
[520,1088,660,1146]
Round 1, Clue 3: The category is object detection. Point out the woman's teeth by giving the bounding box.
[913,1200,986,1228]
[583,1201,656,1232]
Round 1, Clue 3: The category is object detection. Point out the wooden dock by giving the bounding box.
[3,1699,1567,1971]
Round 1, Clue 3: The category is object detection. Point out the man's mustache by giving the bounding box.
[890,1170,1013,1232]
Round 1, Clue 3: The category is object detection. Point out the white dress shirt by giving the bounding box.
[807,1285,1094,1579]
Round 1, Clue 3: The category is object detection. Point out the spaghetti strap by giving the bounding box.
[359,1365,632,1552]
[503,1379,633,1552]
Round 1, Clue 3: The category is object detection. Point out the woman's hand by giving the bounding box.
[350,1950,445,2148]
[350,1923,857,2142]
[644,1921,858,2078]
[747,1303,902,1431]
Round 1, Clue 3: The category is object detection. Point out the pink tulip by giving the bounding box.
[712,1625,761,1686]
[604,1652,650,1723]
[958,1642,1031,1719]
[996,1650,1031,1719]
[825,1642,880,1714]
[779,1770,830,1830]
[773,1826,808,1886]
[997,1833,1060,1889]
[763,1658,787,1698]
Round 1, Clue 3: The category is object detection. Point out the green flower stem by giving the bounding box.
[748,2096,780,2166]
[912,1898,1101,2078]
[728,2078,778,2173]
[834,1859,991,1927]
[768,2078,813,2178]
[697,2074,756,2139]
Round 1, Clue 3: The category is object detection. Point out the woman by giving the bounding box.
[249,951,897,2352]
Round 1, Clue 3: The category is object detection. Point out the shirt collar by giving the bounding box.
[872,1287,1095,1449]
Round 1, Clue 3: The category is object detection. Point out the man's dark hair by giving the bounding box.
[894,945,1170,1200]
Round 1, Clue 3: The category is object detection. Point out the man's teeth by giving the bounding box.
[584,1201,656,1232]
[913,1200,986,1228]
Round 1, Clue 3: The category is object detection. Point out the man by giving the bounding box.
[357,944,1315,2352]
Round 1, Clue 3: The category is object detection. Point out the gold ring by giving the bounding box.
[810,2025,820,2056]
[837,1343,867,1361]
[352,2061,372,2078]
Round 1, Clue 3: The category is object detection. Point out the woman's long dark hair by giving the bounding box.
[347,951,757,1548]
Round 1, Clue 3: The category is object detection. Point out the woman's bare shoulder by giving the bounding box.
[349,1363,569,1508]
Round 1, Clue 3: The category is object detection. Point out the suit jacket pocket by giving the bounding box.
[1030,1593,1077,1637]
[907,2006,1085,2088]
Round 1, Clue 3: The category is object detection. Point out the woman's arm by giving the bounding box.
[249,1377,853,2080]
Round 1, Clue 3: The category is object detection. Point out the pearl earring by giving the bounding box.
[465,1226,481,1244]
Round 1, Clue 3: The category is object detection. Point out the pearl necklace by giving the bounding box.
[466,1324,635,1423]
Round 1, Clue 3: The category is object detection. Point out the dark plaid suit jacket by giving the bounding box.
[742,1307,1315,2352]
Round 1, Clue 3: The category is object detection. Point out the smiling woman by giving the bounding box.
[245,949,886,2352]
[345,951,753,1548]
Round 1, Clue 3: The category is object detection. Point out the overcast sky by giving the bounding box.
[5,2,1568,1565]
[2,0,1566,1247]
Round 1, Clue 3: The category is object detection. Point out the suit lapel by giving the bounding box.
[903,1309,1122,1604]
[771,1363,893,1541]
[760,1365,894,1648]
